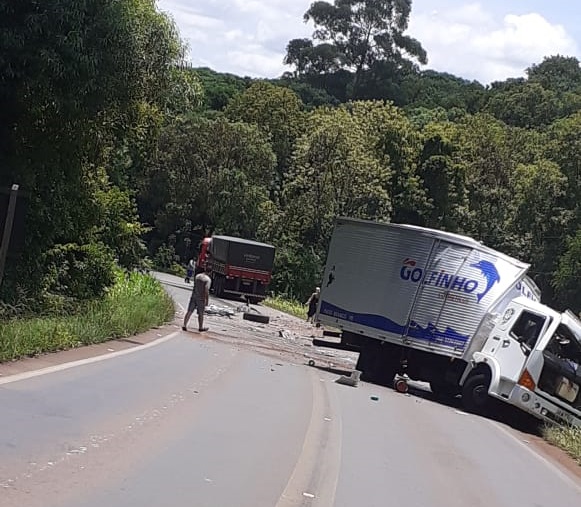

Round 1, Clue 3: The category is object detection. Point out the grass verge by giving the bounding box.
[544,425,581,465]
[263,295,307,320]
[0,272,175,363]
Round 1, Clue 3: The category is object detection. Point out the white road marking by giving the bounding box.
[488,419,581,492]
[275,370,342,507]
[0,331,181,386]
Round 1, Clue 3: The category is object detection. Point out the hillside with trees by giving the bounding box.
[1,0,581,322]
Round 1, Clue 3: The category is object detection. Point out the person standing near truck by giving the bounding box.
[306,287,320,323]
[182,263,212,332]
[184,258,196,284]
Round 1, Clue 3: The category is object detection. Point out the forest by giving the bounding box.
[1,0,581,318]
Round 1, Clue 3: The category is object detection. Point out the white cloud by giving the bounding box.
[408,3,579,83]
[157,0,312,77]
[158,0,579,83]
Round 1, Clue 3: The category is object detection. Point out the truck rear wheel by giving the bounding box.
[213,275,225,298]
[462,372,491,414]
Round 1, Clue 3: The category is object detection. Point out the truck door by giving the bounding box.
[404,240,471,352]
[482,304,546,382]
[536,325,581,413]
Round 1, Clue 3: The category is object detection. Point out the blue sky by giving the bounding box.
[157,0,580,84]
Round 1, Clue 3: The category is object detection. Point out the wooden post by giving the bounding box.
[0,184,19,291]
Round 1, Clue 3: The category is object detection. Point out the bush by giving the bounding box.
[544,425,581,465]
[0,272,174,362]
[263,295,307,320]
[44,242,117,300]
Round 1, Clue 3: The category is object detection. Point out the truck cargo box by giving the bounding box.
[210,236,275,272]
[317,218,530,358]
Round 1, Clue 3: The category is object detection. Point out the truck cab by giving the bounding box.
[469,297,581,426]
[196,237,212,273]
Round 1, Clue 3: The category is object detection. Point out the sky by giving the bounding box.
[156,0,581,84]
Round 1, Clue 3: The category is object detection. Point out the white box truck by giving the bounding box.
[316,218,581,427]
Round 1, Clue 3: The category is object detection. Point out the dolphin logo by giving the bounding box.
[470,260,500,302]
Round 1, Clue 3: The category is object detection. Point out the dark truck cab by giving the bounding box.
[197,235,275,303]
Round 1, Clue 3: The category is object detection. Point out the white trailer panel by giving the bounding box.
[318,218,530,358]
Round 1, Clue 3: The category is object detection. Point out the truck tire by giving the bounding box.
[213,275,225,298]
[242,312,270,325]
[247,296,262,305]
[430,381,461,400]
[462,372,491,414]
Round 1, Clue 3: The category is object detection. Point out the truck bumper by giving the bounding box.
[500,385,580,427]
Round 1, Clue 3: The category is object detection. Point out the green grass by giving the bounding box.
[544,425,581,465]
[0,272,175,363]
[263,295,307,320]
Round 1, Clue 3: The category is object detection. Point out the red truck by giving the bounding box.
[197,235,276,303]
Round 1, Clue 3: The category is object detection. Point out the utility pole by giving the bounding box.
[0,184,19,291]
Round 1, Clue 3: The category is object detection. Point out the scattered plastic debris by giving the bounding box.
[454,410,470,416]
[370,395,379,401]
[205,305,235,317]
[336,370,361,387]
[303,492,315,498]
[278,329,295,340]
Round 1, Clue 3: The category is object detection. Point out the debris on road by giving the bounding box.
[278,329,295,340]
[205,305,235,317]
[335,370,361,388]
[370,395,379,401]
[242,312,270,324]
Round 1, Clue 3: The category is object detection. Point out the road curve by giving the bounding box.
[0,276,579,507]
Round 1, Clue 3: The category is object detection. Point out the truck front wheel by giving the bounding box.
[430,381,461,401]
[461,372,491,414]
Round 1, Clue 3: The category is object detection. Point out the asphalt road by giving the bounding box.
[1,274,580,507]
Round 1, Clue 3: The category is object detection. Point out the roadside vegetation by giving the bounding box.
[0,272,174,363]
[544,425,581,465]
[263,296,307,320]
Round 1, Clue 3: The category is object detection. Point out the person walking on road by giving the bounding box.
[184,258,196,284]
[306,287,320,324]
[182,263,212,332]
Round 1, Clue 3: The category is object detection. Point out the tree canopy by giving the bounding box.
[2,0,581,317]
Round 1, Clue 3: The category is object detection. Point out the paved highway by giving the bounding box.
[1,274,580,506]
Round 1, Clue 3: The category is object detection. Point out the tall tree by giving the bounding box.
[285,0,427,98]
[0,0,186,302]
[225,82,305,196]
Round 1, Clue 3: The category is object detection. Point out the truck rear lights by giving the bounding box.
[518,369,536,391]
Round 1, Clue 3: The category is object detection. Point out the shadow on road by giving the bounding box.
[405,382,543,436]
[312,364,353,377]
[314,364,543,437]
